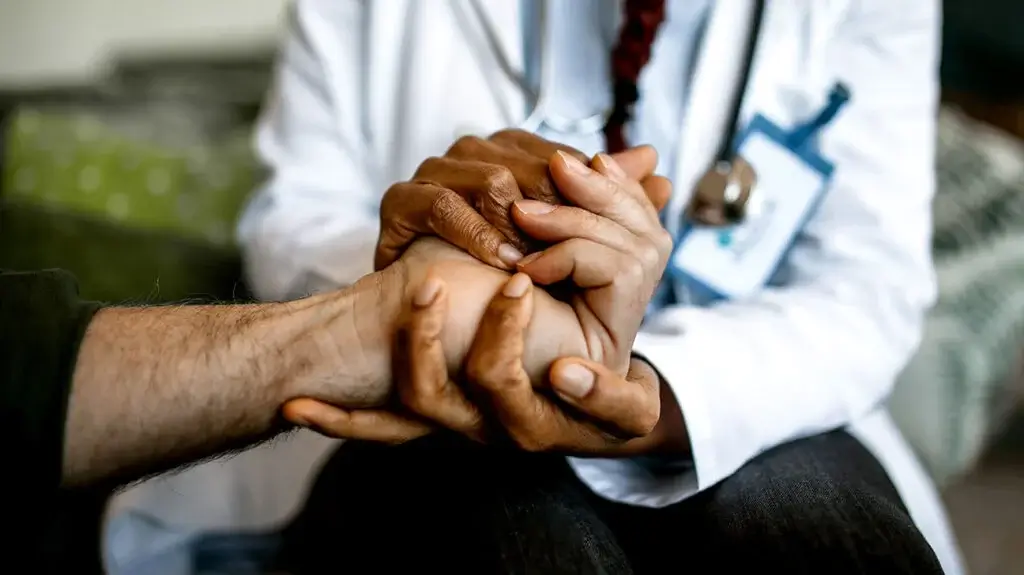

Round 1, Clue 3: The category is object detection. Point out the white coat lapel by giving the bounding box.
[452,0,527,127]
[667,0,758,236]
[390,1,527,178]
[465,0,525,79]
[390,1,460,176]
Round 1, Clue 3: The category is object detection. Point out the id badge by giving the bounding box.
[667,84,849,303]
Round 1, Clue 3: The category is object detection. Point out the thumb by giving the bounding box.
[610,145,658,181]
[547,358,661,438]
[611,146,672,212]
[642,175,673,212]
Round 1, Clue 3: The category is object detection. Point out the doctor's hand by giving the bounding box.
[516,151,674,374]
[374,129,669,273]
[393,273,673,454]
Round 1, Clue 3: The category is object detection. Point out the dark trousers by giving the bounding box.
[279,430,943,575]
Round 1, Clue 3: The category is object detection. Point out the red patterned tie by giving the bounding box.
[603,0,668,153]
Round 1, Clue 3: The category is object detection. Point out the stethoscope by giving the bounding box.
[465,0,767,222]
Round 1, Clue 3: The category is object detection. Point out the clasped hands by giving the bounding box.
[285,130,679,456]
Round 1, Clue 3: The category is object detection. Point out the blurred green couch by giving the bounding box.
[0,54,272,303]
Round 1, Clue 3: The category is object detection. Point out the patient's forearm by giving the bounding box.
[62,292,357,487]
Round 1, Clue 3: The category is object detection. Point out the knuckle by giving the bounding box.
[526,181,561,205]
[447,135,484,158]
[379,182,410,216]
[415,308,445,338]
[495,304,524,333]
[430,203,503,256]
[467,220,501,251]
[633,404,661,437]
[581,176,620,211]
[601,175,623,199]
[653,228,674,258]
[524,182,559,204]
[620,257,645,285]
[479,164,518,199]
[638,243,662,273]
[576,210,604,237]
[466,354,512,388]
[429,187,463,221]
[413,155,446,178]
[490,128,529,143]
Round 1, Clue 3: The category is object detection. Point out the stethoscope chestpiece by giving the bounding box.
[686,157,758,227]
[684,156,757,228]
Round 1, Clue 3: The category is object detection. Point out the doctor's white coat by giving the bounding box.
[108,1,964,573]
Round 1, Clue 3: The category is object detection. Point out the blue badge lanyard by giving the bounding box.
[663,82,852,307]
[784,83,851,153]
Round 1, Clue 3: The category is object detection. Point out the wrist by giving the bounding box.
[341,262,409,405]
[279,263,407,409]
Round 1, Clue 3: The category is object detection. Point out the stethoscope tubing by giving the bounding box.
[466,0,766,154]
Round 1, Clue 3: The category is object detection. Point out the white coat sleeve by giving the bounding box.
[237,0,380,301]
[569,0,941,506]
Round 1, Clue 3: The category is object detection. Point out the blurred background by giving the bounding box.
[0,1,1022,573]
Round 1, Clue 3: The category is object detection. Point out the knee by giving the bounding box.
[485,486,632,575]
[708,472,903,540]
[700,473,942,573]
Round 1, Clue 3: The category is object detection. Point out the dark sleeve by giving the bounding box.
[0,269,102,547]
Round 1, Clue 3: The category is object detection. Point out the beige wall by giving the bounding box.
[0,0,289,87]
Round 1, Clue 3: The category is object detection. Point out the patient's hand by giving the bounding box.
[277,235,588,413]
[394,236,588,385]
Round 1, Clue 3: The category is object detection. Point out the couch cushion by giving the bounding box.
[0,105,257,302]
[889,108,1024,484]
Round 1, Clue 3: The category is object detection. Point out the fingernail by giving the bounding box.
[502,273,531,298]
[498,243,524,266]
[515,199,556,215]
[553,363,595,398]
[413,277,443,307]
[596,153,626,179]
[556,150,590,176]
